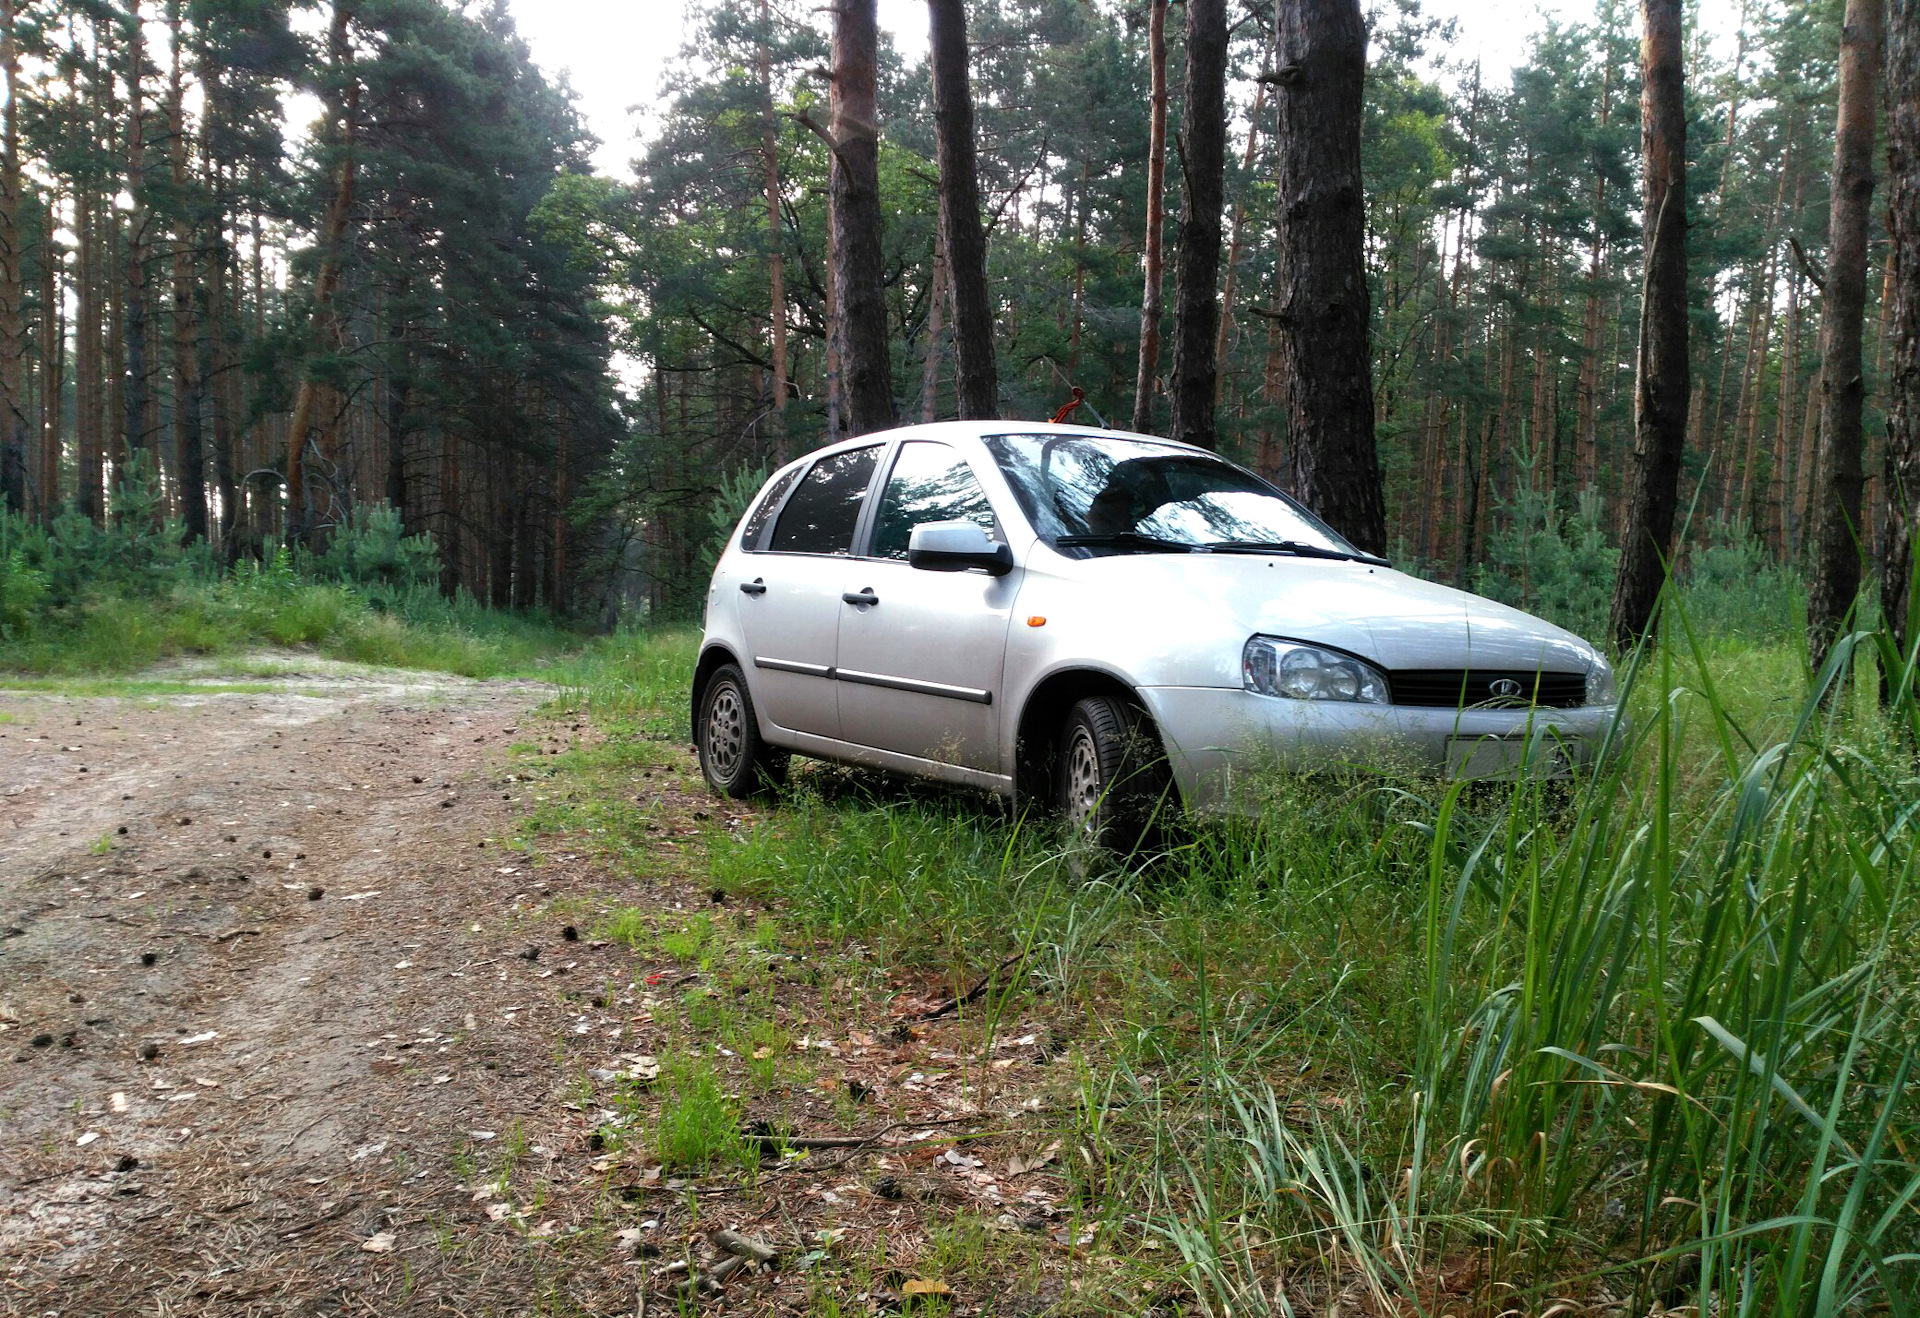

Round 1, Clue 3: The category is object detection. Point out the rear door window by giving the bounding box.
[768,445,882,555]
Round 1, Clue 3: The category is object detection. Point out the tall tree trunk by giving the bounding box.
[918,224,947,422]
[827,0,896,436]
[207,164,237,557]
[1608,0,1690,650]
[1273,0,1384,552]
[1807,0,1885,664]
[75,169,102,523]
[0,0,24,513]
[1068,161,1089,371]
[1214,80,1268,407]
[927,0,996,420]
[1769,239,1804,553]
[1574,54,1614,492]
[759,0,788,457]
[1880,0,1917,668]
[1130,0,1168,433]
[1168,0,1228,451]
[123,5,153,466]
[166,1,204,540]
[38,186,61,518]
[285,1,357,545]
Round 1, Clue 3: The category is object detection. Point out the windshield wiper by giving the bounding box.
[1205,539,1390,566]
[1053,531,1202,554]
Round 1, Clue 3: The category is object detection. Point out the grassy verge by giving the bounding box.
[514,614,1918,1316]
[0,575,586,679]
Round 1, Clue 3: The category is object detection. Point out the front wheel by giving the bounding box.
[697,664,787,798]
[1056,695,1174,857]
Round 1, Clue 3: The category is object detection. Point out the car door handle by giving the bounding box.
[739,579,767,596]
[842,588,878,606]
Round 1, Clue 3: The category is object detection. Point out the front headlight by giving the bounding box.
[1243,636,1389,704]
[1586,655,1617,706]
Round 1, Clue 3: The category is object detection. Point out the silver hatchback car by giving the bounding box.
[692,422,1617,847]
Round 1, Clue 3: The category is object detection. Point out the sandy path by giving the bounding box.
[0,667,620,1314]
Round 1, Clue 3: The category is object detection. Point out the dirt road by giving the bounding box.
[0,664,639,1315]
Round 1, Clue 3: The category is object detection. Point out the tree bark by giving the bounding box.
[1807,0,1885,665]
[1273,0,1386,553]
[38,183,61,519]
[1168,0,1228,451]
[828,0,896,436]
[927,0,996,420]
[286,1,358,545]
[1882,0,1917,668]
[0,0,25,514]
[1130,0,1167,433]
[1214,82,1267,409]
[759,0,788,456]
[166,1,205,540]
[1608,0,1690,650]
[76,165,103,523]
[918,224,947,422]
[123,4,154,468]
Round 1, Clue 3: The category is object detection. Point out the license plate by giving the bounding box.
[1447,735,1527,780]
[1447,735,1572,780]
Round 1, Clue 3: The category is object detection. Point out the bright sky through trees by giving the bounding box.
[510,0,1748,179]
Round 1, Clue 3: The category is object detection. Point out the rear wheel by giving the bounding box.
[697,664,787,798]
[1056,695,1173,857]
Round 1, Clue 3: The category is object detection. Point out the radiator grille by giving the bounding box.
[1389,669,1587,709]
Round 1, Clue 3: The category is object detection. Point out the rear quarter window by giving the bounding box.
[738,466,802,552]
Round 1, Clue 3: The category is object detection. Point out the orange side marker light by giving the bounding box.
[1027,616,1047,628]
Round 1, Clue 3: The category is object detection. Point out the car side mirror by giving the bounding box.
[907,521,1014,576]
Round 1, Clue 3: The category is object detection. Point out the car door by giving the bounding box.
[834,440,1016,772]
[735,443,884,740]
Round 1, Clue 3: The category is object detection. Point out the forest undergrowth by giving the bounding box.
[0,468,582,679]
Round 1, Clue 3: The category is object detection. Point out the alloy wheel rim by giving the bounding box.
[1066,727,1102,835]
[706,685,745,780]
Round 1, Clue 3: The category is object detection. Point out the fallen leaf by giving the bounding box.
[178,1030,217,1045]
[76,1131,100,1146]
[901,1279,952,1297]
[362,1231,396,1254]
[1007,1141,1061,1177]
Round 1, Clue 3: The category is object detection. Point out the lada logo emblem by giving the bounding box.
[1488,677,1525,699]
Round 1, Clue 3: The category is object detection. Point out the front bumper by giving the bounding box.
[1138,685,1621,814]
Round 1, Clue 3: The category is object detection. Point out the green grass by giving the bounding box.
[532,598,1919,1316]
[0,576,586,679]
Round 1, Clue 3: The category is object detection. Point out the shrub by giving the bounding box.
[1473,476,1617,644]
[313,503,441,600]
[1679,516,1804,641]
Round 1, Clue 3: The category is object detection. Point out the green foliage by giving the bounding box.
[1680,516,1805,641]
[649,1056,753,1174]
[1474,473,1618,643]
[312,504,442,601]
[0,510,581,679]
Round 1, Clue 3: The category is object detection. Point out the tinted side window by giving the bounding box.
[739,466,802,551]
[768,445,881,554]
[870,442,999,560]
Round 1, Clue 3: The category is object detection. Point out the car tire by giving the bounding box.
[1056,695,1173,857]
[697,664,787,798]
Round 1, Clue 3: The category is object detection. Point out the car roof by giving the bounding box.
[797,420,1214,464]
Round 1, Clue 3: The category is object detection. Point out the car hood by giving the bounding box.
[1062,552,1598,679]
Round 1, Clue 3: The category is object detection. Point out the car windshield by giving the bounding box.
[983,433,1370,560]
